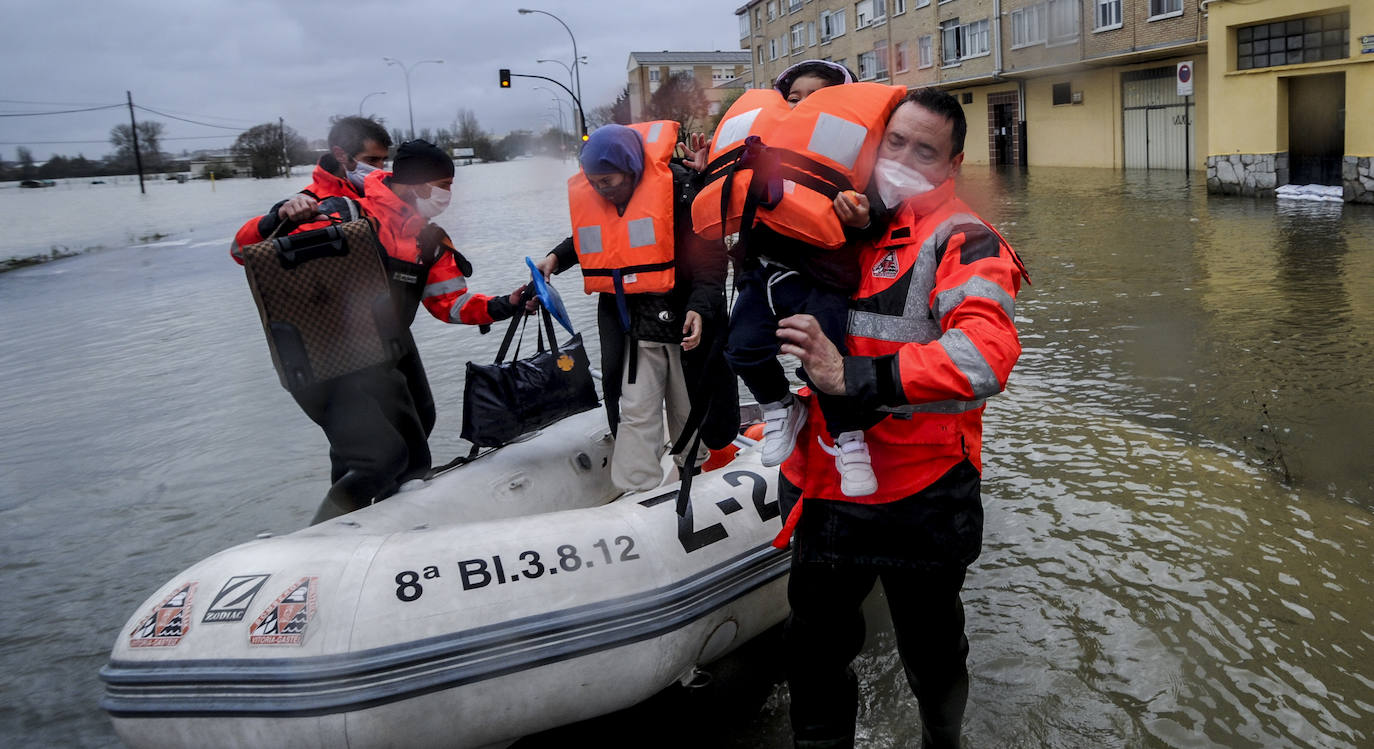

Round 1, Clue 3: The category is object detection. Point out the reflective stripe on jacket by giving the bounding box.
[692,83,904,250]
[568,120,679,295]
[780,178,1027,509]
[359,169,496,327]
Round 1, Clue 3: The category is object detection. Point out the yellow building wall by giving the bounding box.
[1024,68,1122,168]
[1207,0,1374,157]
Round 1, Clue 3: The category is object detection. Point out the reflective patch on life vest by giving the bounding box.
[716,107,764,149]
[627,217,657,248]
[577,225,604,254]
[783,179,796,194]
[807,113,867,170]
[249,576,318,646]
[130,582,197,648]
[872,250,901,279]
[645,121,665,143]
[933,275,1015,325]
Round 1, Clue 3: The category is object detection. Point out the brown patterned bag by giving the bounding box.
[241,216,408,391]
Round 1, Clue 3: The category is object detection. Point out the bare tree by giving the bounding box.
[232,122,310,178]
[109,121,166,170]
[645,73,707,131]
[589,86,632,128]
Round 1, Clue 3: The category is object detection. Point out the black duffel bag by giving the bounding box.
[461,303,599,447]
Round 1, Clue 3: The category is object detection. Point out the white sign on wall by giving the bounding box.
[1177,61,1194,97]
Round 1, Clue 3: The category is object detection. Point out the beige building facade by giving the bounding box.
[626,51,753,123]
[736,0,1211,171]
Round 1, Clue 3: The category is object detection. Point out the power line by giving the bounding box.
[0,104,124,117]
[0,98,119,107]
[0,134,238,146]
[133,105,248,131]
[134,103,259,125]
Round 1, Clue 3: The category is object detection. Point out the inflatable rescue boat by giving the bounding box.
[99,408,789,749]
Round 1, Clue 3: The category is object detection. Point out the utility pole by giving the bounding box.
[279,116,287,177]
[126,91,145,195]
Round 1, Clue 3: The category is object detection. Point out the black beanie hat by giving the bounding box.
[391,140,454,184]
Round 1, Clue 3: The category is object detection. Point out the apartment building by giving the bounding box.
[1205,1,1371,202]
[736,0,1210,170]
[626,51,753,122]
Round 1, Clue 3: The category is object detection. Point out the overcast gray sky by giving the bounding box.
[0,0,750,161]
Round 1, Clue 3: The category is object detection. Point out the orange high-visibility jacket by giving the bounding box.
[231,155,364,264]
[777,180,1028,543]
[692,83,905,250]
[360,170,499,327]
[568,120,680,295]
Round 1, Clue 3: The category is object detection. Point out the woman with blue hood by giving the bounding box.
[534,123,738,492]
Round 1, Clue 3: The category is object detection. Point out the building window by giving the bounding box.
[790,0,803,12]
[1148,0,1182,19]
[856,0,872,29]
[808,21,817,46]
[768,1,778,21]
[1052,82,1072,105]
[941,18,961,64]
[1047,0,1080,45]
[1012,3,1046,48]
[792,22,805,51]
[712,66,736,83]
[858,50,877,80]
[769,37,779,60]
[821,9,847,39]
[893,0,907,15]
[916,0,930,6]
[875,39,889,77]
[874,0,887,22]
[918,35,933,68]
[1093,0,1121,31]
[648,68,660,93]
[960,19,990,58]
[1237,11,1349,70]
[755,7,762,28]
[758,45,765,65]
[739,13,751,38]
[895,40,909,71]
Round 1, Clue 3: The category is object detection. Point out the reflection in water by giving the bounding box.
[0,163,1370,747]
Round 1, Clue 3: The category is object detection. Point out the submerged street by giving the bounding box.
[1,162,1370,747]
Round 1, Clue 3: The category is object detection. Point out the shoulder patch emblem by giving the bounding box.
[872,250,900,279]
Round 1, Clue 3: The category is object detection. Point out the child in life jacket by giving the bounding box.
[723,60,891,496]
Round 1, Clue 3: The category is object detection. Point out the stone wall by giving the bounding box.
[1343,156,1374,204]
[1207,152,1286,198]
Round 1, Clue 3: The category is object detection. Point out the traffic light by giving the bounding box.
[499,69,511,88]
[581,133,589,141]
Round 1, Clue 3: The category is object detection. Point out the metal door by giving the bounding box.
[1122,66,1194,170]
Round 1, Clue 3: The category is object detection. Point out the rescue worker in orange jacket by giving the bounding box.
[774,88,1029,749]
[237,139,522,523]
[230,116,391,260]
[533,124,738,492]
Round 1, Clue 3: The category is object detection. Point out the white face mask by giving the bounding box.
[346,160,379,190]
[412,186,452,218]
[871,157,936,209]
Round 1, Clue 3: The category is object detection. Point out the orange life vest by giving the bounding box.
[691,83,905,250]
[568,120,680,295]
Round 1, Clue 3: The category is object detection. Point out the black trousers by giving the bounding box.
[293,362,431,499]
[785,561,970,749]
[725,265,881,437]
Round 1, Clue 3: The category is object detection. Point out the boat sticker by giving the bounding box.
[129,582,197,648]
[249,576,318,646]
[202,574,271,624]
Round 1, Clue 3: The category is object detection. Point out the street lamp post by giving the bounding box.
[536,56,586,104]
[358,91,386,117]
[518,9,583,136]
[382,57,444,139]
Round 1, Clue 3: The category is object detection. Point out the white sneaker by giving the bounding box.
[759,396,805,467]
[820,431,877,497]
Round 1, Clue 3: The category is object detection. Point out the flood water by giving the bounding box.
[1,161,1371,747]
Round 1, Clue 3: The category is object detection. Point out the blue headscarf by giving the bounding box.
[579,125,644,179]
